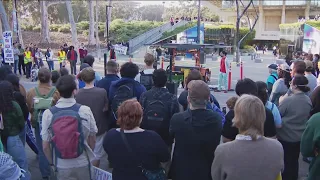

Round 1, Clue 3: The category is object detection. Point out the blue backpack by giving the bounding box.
[207,95,226,125]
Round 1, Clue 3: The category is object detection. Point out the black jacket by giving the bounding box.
[169,109,222,180]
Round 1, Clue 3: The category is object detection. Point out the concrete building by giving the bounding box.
[205,0,320,43]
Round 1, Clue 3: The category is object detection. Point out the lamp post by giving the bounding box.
[104,0,112,76]
[197,0,201,44]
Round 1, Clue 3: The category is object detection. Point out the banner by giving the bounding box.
[114,44,128,55]
[2,31,14,63]
[303,24,320,54]
[176,24,205,44]
[93,167,112,180]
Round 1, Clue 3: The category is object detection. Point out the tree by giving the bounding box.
[88,0,95,45]
[40,1,50,43]
[0,0,10,31]
[66,0,78,51]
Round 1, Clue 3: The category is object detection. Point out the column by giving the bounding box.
[305,0,311,20]
[258,0,264,37]
[281,0,286,24]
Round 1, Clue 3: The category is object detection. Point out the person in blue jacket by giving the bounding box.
[109,62,146,102]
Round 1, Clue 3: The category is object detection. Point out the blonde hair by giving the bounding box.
[233,94,265,140]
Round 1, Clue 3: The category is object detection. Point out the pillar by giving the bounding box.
[305,0,311,20]
[258,0,264,31]
[281,0,286,24]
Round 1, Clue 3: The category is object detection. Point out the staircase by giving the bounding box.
[128,20,189,54]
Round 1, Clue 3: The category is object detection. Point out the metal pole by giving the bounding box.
[14,0,19,43]
[197,0,201,44]
[105,5,109,76]
[235,0,240,66]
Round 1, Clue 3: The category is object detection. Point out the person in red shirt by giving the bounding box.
[79,43,88,65]
[217,51,229,93]
[67,46,78,75]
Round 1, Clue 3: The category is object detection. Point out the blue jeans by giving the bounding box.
[47,61,54,71]
[19,124,26,146]
[35,124,51,178]
[14,59,18,74]
[218,72,228,91]
[7,135,31,180]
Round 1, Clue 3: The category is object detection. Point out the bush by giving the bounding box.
[50,24,61,32]
[77,21,89,30]
[22,24,34,31]
[32,26,41,32]
[241,45,256,53]
[58,24,71,33]
[82,30,89,36]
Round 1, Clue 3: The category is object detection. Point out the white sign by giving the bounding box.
[3,31,14,63]
[114,45,128,55]
[93,167,112,180]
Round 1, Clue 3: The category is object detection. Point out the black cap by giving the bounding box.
[268,64,278,70]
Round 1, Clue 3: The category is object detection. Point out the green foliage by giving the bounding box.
[32,26,41,32]
[58,24,71,33]
[77,21,89,30]
[279,21,320,30]
[161,22,197,39]
[239,27,256,48]
[50,24,60,32]
[241,45,256,53]
[305,20,320,30]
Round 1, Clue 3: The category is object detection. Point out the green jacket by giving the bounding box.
[1,101,25,138]
[301,112,320,180]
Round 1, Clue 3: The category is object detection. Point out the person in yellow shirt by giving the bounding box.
[58,46,67,68]
[24,47,33,79]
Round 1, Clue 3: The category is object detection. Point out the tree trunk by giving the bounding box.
[40,1,51,44]
[66,1,79,59]
[0,19,3,40]
[95,0,100,60]
[0,0,10,31]
[88,0,95,45]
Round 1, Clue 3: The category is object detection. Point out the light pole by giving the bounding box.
[104,0,112,76]
[197,0,201,44]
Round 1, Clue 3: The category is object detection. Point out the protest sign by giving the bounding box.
[93,166,112,180]
[2,31,14,63]
[114,45,128,55]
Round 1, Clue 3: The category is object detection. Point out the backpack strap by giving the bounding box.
[140,70,145,75]
[271,103,275,111]
[270,74,278,81]
[49,103,81,114]
[35,87,56,98]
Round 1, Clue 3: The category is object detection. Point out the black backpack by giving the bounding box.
[141,94,169,132]
[111,82,135,120]
[140,71,154,90]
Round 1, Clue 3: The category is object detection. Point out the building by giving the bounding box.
[205,0,320,45]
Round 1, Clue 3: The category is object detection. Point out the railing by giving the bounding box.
[128,20,188,54]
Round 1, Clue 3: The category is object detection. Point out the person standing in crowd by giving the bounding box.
[51,70,60,87]
[217,51,229,93]
[77,63,91,89]
[155,47,162,68]
[97,60,119,96]
[45,48,54,71]
[0,44,4,65]
[79,43,88,64]
[35,48,44,68]
[57,46,67,69]
[41,75,98,180]
[179,69,220,110]
[109,48,116,61]
[18,44,25,76]
[103,99,170,180]
[26,68,60,179]
[135,53,155,90]
[269,64,291,106]
[0,152,28,180]
[0,65,27,97]
[24,47,33,79]
[304,60,317,95]
[139,69,180,147]
[266,64,278,95]
[313,54,319,77]
[59,67,69,77]
[256,81,282,128]
[109,62,146,114]
[67,46,78,75]
[211,94,284,180]
[13,43,20,75]
[301,93,320,180]
[0,81,31,180]
[170,80,222,180]
[83,55,102,82]
[63,43,69,54]
[76,67,108,167]
[278,75,312,180]
[5,74,29,144]
[223,78,276,142]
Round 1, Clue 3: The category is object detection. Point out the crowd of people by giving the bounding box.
[0,49,319,180]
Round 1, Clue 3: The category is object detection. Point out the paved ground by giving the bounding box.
[21,51,309,179]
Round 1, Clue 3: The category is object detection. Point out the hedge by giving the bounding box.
[21,20,164,42]
[279,20,320,30]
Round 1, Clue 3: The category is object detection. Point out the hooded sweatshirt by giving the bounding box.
[301,112,320,180]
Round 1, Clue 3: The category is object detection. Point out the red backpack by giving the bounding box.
[49,103,86,160]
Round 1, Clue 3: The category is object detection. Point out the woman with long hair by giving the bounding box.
[269,64,292,106]
[0,81,30,180]
[278,75,312,180]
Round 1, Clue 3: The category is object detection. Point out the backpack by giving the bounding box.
[140,71,154,90]
[207,95,226,125]
[141,94,169,132]
[49,103,85,160]
[111,82,136,120]
[32,87,56,128]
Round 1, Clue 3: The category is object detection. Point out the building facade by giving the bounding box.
[206,0,320,42]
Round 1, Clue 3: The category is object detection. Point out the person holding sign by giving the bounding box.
[24,47,33,79]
